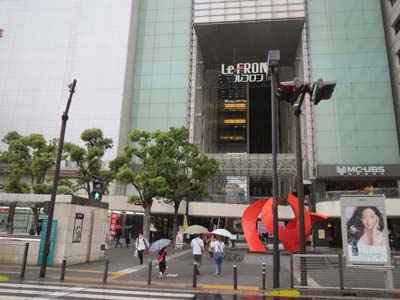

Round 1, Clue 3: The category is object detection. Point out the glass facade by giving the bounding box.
[308,0,400,164]
[131,0,192,132]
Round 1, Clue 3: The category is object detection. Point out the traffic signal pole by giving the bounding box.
[295,90,308,286]
[39,79,77,278]
[271,66,280,289]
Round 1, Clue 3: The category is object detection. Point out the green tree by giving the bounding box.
[111,130,171,241]
[0,131,69,234]
[64,129,113,199]
[160,127,218,240]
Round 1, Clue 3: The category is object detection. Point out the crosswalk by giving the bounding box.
[0,282,196,300]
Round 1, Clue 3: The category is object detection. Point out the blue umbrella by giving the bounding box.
[149,238,171,253]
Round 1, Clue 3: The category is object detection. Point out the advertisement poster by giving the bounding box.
[109,212,119,234]
[37,220,57,266]
[72,213,84,243]
[340,195,391,265]
[175,232,183,250]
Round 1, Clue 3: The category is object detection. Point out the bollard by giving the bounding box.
[338,254,344,290]
[290,255,294,288]
[147,259,152,286]
[262,262,266,290]
[20,243,29,278]
[102,256,109,284]
[60,257,67,281]
[233,265,238,290]
[192,263,197,288]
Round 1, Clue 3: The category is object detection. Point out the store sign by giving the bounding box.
[336,165,385,176]
[317,164,400,178]
[221,62,269,83]
[109,212,119,234]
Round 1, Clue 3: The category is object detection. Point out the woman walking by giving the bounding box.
[135,233,149,264]
[157,247,167,278]
[213,237,225,276]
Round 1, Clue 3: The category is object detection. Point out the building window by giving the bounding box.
[394,17,400,34]
[390,0,397,6]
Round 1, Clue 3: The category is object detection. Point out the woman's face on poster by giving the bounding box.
[361,208,378,230]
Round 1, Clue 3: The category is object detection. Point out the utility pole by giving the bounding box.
[39,79,77,278]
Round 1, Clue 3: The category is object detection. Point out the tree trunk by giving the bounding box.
[6,201,17,234]
[30,204,41,235]
[172,202,179,245]
[143,202,152,243]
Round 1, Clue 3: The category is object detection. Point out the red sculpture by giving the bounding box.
[242,193,327,253]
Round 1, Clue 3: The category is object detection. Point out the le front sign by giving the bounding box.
[220,62,270,83]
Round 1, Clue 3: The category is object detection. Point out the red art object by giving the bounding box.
[242,193,327,253]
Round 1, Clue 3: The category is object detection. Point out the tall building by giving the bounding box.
[0,0,399,246]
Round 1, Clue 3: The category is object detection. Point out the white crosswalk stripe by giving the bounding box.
[0,282,196,300]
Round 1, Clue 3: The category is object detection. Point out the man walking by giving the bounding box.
[191,234,204,275]
[135,233,149,264]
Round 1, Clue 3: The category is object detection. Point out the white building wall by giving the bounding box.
[0,0,134,160]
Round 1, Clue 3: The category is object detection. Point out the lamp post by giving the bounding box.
[267,50,280,289]
[39,79,77,278]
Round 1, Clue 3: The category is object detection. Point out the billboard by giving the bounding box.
[340,195,391,265]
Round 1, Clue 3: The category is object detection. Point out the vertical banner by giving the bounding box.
[72,213,84,243]
[37,220,58,266]
[340,195,391,265]
[109,212,119,234]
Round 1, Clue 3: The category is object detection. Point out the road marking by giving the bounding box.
[0,296,28,300]
[0,275,9,281]
[84,288,195,298]
[110,249,192,280]
[0,282,65,290]
[0,264,120,275]
[266,290,300,296]
[292,270,320,287]
[64,294,186,300]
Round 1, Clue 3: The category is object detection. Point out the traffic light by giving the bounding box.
[91,179,103,201]
[276,78,303,105]
[313,78,336,105]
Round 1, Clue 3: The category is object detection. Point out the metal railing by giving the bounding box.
[316,188,400,202]
[291,254,400,291]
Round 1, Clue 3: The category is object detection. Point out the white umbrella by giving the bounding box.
[212,228,233,238]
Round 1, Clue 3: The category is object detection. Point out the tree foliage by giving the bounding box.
[64,128,113,199]
[160,127,218,239]
[111,129,173,241]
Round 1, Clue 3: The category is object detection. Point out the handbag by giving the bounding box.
[133,249,138,257]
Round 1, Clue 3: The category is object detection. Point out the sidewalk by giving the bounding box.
[1,242,399,297]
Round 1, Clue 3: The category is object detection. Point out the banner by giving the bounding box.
[340,195,391,265]
[109,212,119,234]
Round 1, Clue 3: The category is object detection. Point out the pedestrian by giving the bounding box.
[191,234,204,275]
[213,236,225,276]
[125,230,131,248]
[157,247,167,278]
[208,235,216,258]
[115,227,123,248]
[135,232,149,264]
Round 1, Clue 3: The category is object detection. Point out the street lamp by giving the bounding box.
[39,79,77,278]
[267,50,280,289]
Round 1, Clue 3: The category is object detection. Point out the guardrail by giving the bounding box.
[291,254,400,290]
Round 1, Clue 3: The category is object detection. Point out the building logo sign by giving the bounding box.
[336,165,385,176]
[220,62,269,83]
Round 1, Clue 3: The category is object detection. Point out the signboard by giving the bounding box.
[317,164,400,178]
[109,212,119,234]
[220,62,269,83]
[72,213,84,243]
[37,219,57,266]
[340,195,391,265]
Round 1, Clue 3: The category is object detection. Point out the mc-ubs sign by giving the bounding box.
[221,62,269,83]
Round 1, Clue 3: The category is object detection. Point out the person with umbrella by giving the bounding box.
[135,233,149,264]
[115,224,123,248]
[157,247,167,278]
